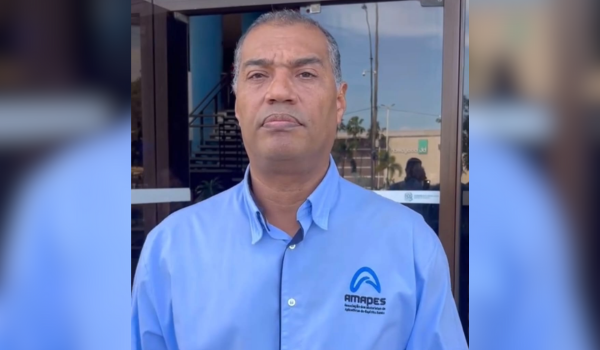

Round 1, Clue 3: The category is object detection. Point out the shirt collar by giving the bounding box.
[241,155,340,244]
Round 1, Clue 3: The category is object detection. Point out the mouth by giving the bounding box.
[262,114,302,129]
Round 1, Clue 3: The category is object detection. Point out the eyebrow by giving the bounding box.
[242,56,324,70]
[290,56,324,68]
[242,58,273,69]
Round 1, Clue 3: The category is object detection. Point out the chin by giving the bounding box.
[260,144,304,161]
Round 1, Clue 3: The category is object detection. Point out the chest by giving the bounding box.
[166,229,417,350]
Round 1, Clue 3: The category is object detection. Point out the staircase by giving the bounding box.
[190,110,248,178]
[189,74,249,197]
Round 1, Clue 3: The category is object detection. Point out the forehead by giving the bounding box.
[240,23,330,63]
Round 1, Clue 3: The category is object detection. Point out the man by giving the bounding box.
[132,10,467,350]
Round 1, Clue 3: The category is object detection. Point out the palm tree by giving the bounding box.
[376,150,402,189]
[345,116,365,175]
[346,116,365,138]
[333,120,349,176]
[332,139,350,177]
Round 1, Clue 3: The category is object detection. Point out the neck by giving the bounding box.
[249,155,330,236]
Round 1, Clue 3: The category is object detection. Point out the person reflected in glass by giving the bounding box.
[389,158,430,217]
[389,157,427,191]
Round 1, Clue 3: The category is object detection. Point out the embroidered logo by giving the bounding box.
[344,267,386,315]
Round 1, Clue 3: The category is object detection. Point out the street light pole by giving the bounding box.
[380,104,395,151]
[386,108,389,150]
[380,103,394,188]
[372,3,380,190]
[362,3,376,190]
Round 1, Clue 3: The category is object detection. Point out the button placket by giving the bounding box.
[280,230,305,350]
[280,247,292,349]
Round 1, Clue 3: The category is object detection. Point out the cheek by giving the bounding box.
[235,97,256,127]
[307,117,337,138]
[238,116,254,133]
[302,98,336,131]
[243,89,264,103]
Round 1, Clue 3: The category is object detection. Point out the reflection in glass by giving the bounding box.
[303,2,443,190]
[131,24,143,189]
[459,1,470,342]
[131,21,146,284]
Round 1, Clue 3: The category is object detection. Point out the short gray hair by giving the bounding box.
[232,10,342,91]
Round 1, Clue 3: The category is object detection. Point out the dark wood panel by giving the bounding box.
[139,7,158,234]
[438,0,464,297]
[153,10,190,221]
[152,8,171,221]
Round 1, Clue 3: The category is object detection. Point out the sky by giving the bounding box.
[303,1,469,131]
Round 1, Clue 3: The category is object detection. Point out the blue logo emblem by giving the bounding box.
[349,267,381,293]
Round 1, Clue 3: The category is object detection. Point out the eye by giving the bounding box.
[298,72,316,78]
[248,72,267,80]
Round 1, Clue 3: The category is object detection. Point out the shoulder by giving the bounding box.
[338,178,443,265]
[338,178,421,220]
[139,184,243,262]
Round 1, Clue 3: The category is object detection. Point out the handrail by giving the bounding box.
[189,74,231,117]
[188,72,247,173]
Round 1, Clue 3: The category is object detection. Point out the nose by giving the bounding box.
[265,72,297,105]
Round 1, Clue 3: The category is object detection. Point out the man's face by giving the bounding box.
[234,23,347,162]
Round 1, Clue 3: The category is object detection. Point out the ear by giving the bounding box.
[336,82,348,125]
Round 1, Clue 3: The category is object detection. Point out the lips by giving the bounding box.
[262,114,302,128]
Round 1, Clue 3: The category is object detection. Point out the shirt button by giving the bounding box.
[287,298,296,307]
[289,244,296,250]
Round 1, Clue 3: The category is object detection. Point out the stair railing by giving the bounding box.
[189,73,234,146]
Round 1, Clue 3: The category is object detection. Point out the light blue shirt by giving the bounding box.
[132,156,467,350]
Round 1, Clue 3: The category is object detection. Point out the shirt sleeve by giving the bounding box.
[131,260,170,350]
[405,221,468,350]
